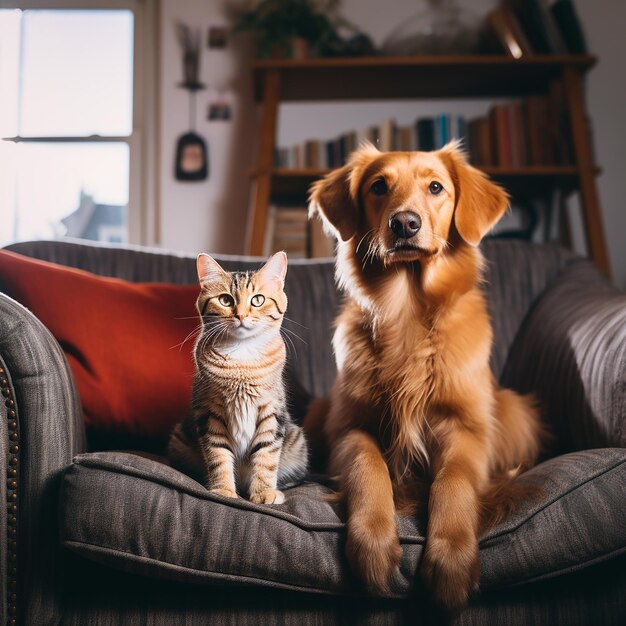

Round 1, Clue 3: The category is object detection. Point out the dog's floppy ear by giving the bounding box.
[308,143,379,241]
[439,142,509,246]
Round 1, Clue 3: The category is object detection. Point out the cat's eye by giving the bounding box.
[250,294,265,307]
[371,178,388,196]
[429,181,443,195]
[218,294,234,307]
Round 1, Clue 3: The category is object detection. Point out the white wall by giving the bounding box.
[575,0,626,288]
[158,0,256,255]
[157,0,626,287]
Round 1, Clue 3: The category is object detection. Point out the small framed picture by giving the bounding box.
[207,102,232,121]
[175,131,209,181]
[208,26,228,49]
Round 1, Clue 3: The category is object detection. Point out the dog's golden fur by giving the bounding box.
[306,142,547,609]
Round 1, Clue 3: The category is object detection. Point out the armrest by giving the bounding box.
[0,292,86,623]
[502,260,626,453]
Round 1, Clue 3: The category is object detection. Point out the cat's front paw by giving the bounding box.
[209,487,239,499]
[250,489,285,505]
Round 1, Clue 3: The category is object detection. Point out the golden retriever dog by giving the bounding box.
[307,142,546,609]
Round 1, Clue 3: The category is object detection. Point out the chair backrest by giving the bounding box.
[5,238,573,398]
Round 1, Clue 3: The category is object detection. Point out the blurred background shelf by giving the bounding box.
[252,55,596,100]
[247,55,608,275]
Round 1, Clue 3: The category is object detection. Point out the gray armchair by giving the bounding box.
[1,239,624,625]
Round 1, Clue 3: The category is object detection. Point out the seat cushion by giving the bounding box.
[59,448,626,598]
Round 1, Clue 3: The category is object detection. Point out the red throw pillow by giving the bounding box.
[0,249,199,441]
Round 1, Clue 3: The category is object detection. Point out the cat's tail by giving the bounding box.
[168,423,205,480]
[278,423,309,488]
[301,397,330,473]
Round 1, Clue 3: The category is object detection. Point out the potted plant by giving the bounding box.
[231,0,363,59]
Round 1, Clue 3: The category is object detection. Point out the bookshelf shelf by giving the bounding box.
[247,54,609,275]
[252,55,596,100]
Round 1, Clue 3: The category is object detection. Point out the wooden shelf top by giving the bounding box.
[252,54,596,101]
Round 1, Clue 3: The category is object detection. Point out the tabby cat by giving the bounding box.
[168,252,308,504]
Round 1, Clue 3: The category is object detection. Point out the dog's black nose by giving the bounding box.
[389,211,422,239]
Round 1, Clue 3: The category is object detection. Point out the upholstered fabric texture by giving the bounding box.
[60,448,626,598]
[502,259,626,452]
[0,292,86,625]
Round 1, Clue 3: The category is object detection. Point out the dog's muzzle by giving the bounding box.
[389,211,422,240]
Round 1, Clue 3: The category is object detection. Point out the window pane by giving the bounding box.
[0,10,21,138]
[0,142,129,245]
[20,10,133,136]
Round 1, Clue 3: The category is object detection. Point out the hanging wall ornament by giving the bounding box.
[174,21,209,181]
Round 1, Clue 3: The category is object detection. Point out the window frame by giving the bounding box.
[0,0,158,246]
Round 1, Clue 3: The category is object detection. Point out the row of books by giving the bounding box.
[467,88,574,168]
[469,86,573,168]
[263,206,334,259]
[487,0,587,58]
[274,86,573,170]
[274,115,467,169]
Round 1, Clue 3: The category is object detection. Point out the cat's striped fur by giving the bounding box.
[168,252,308,504]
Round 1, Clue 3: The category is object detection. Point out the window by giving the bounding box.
[0,7,136,246]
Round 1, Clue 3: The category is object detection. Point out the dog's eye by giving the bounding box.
[429,181,443,195]
[218,294,234,307]
[250,294,265,307]
[371,178,388,196]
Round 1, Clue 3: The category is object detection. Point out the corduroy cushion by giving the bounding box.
[60,449,626,597]
[0,249,199,440]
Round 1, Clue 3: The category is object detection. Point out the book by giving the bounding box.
[525,95,552,165]
[486,6,533,58]
[507,0,567,54]
[434,114,450,148]
[416,118,435,151]
[507,101,528,167]
[268,207,308,258]
[396,126,413,151]
[550,0,588,54]
[306,140,326,168]
[489,104,512,167]
[472,117,493,166]
[378,119,396,152]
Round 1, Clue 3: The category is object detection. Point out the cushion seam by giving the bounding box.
[62,539,383,598]
[484,545,626,589]
[481,455,626,543]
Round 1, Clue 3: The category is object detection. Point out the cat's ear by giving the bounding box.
[197,253,226,286]
[258,251,287,288]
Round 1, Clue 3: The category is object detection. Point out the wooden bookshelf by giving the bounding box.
[247,55,610,275]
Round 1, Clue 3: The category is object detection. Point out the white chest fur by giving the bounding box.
[227,394,257,459]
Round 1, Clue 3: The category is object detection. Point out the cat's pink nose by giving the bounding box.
[237,314,245,321]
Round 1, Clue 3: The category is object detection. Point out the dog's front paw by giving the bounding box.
[209,487,239,499]
[421,536,480,611]
[346,512,402,595]
[249,489,285,505]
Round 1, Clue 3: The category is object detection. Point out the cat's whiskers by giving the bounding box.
[280,328,297,356]
[282,315,308,330]
[197,321,231,353]
[171,323,203,352]
[281,326,306,345]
